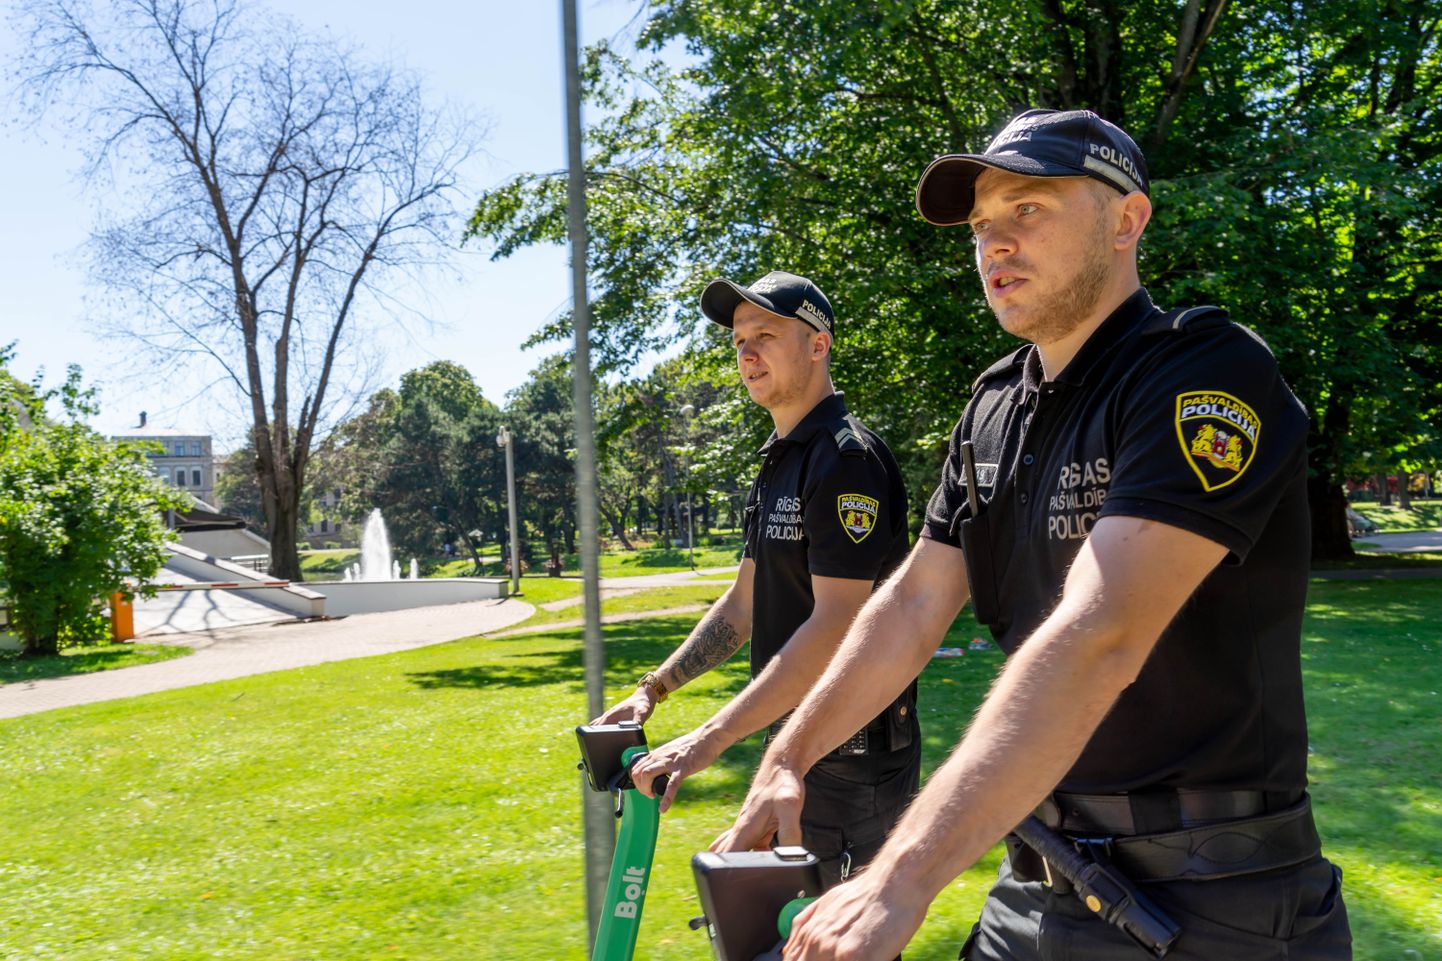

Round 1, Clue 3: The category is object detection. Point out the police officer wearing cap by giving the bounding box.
[715,110,1352,960]
[594,270,921,890]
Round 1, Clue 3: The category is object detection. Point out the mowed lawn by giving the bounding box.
[0,580,1437,959]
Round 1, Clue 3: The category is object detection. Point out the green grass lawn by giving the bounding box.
[0,582,1435,959]
[575,543,745,577]
[345,543,744,582]
[1351,498,1442,533]
[502,583,729,632]
[0,642,191,684]
[299,548,359,578]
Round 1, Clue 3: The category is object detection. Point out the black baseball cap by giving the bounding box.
[700,270,835,335]
[915,108,1150,227]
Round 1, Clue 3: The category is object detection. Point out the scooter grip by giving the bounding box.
[653,774,670,799]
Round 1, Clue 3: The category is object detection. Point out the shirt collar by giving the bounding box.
[757,392,849,454]
[1053,287,1158,386]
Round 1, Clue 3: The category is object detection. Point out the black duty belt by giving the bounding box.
[1039,788,1301,836]
[765,713,887,758]
[1027,791,1320,883]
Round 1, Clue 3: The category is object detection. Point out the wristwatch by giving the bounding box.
[638,671,669,703]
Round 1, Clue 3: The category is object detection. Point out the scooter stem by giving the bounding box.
[591,746,665,961]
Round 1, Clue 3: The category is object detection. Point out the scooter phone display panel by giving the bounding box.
[575,722,647,792]
[691,849,822,961]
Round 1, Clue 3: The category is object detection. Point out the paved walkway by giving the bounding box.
[0,597,534,720]
[490,604,712,638]
[537,566,739,611]
[1354,530,1442,553]
[133,570,293,635]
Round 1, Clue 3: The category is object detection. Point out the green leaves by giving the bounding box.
[0,359,188,655]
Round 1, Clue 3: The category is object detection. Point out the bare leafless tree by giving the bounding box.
[14,0,482,578]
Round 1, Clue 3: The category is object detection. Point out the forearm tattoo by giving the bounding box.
[672,612,745,684]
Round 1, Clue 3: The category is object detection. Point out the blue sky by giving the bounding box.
[1,0,662,442]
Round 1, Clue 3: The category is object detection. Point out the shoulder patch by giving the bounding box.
[837,493,879,543]
[832,417,869,455]
[1143,305,1230,336]
[972,346,1030,391]
[1175,389,1259,491]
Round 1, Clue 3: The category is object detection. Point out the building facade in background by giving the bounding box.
[111,412,216,506]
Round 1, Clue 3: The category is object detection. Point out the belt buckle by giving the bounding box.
[1073,835,1115,861]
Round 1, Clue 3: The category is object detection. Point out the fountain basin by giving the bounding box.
[307,577,509,616]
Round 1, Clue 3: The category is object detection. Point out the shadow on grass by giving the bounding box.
[408,615,738,692]
[0,643,190,684]
[1300,581,1442,949]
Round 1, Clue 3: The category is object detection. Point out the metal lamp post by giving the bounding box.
[496,426,521,597]
[679,403,696,570]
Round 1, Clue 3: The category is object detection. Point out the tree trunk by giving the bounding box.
[600,503,635,550]
[268,497,304,581]
[1397,472,1411,509]
[21,633,60,658]
[1308,475,1354,560]
[1374,472,1392,506]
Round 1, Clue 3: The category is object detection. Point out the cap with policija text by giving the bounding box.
[700,271,835,336]
[915,108,1150,227]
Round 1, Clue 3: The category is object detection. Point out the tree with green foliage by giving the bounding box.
[467,0,1441,559]
[321,362,505,570]
[504,357,579,568]
[0,351,188,657]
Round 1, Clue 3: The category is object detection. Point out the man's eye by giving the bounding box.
[1018,203,1038,215]
[970,221,989,236]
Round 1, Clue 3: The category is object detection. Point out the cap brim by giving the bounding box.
[914,153,1088,227]
[700,278,790,329]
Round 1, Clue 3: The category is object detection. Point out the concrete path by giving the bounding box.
[0,597,534,720]
[134,570,293,635]
[1354,530,1442,553]
[536,566,740,612]
[490,604,711,639]
[600,565,739,588]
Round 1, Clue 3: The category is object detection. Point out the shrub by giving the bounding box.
[0,358,189,656]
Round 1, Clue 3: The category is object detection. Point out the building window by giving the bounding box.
[191,441,201,456]
[320,519,329,533]
[176,470,187,486]
[174,441,185,456]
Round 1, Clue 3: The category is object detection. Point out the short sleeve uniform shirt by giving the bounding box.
[744,392,910,672]
[923,289,1312,796]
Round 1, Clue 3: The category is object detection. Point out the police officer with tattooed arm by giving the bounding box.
[593,270,920,889]
[714,111,1351,960]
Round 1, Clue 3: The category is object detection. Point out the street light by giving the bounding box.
[496,425,521,596]
[679,404,696,571]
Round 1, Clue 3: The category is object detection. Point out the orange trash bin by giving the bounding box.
[110,592,135,642]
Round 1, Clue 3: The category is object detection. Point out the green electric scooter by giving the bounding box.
[575,722,825,961]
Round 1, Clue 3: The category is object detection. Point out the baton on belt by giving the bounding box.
[1012,816,1180,957]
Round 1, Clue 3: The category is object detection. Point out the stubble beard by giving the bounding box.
[985,217,1114,345]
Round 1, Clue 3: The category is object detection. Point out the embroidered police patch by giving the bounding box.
[1174,391,1260,492]
[838,494,879,544]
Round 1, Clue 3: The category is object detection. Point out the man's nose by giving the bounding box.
[977,224,1017,263]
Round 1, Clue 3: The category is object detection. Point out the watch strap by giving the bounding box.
[639,671,669,702]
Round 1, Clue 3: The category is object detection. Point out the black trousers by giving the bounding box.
[800,740,921,888]
[959,853,1352,960]
[751,742,921,961]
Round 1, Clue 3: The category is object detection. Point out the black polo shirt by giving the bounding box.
[744,393,910,672]
[923,289,1312,795]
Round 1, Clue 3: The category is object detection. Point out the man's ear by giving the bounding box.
[813,330,833,362]
[1114,191,1152,251]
